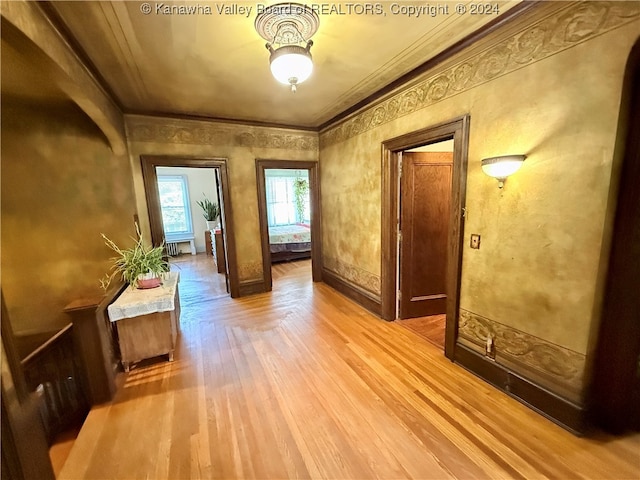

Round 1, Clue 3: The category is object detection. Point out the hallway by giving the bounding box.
[170,253,229,301]
[59,259,640,479]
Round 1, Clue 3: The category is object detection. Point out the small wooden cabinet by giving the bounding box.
[205,229,225,273]
[205,230,213,257]
[213,230,226,274]
[107,272,180,372]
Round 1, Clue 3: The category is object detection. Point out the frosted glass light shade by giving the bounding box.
[269,45,313,86]
[481,155,526,182]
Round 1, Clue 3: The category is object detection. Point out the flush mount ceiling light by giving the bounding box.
[481,155,527,189]
[255,3,319,93]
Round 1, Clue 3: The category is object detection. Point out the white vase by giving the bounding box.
[206,220,216,230]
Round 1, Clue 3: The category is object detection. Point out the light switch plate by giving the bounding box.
[470,234,481,249]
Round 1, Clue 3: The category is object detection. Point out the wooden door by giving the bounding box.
[399,152,453,319]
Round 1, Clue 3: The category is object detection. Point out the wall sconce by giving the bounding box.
[481,155,527,189]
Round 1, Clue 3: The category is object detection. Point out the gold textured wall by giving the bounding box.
[319,1,640,401]
[125,114,318,282]
[321,130,383,296]
[1,100,137,336]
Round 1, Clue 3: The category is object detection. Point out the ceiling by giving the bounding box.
[37,1,521,128]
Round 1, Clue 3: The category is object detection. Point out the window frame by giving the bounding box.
[157,174,194,240]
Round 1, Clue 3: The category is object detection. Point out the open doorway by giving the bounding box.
[381,116,470,359]
[155,166,228,299]
[141,156,240,298]
[395,139,454,349]
[255,159,322,291]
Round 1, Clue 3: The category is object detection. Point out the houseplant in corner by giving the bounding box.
[196,195,221,230]
[100,224,169,290]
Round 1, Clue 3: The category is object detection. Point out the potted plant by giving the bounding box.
[293,177,309,223]
[196,195,220,230]
[100,224,169,290]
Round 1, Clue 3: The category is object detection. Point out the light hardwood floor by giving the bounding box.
[60,259,640,479]
[171,253,229,300]
[397,314,446,349]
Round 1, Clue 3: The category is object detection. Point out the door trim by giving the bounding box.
[381,115,470,359]
[140,155,240,298]
[255,159,322,291]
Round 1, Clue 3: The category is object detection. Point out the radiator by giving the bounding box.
[166,242,179,256]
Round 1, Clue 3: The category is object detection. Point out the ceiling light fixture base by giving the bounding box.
[254,3,320,43]
[255,3,320,93]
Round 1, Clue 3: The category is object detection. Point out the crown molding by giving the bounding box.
[320,1,640,146]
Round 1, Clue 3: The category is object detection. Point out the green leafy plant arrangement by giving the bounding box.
[196,195,220,222]
[293,177,309,222]
[100,224,169,290]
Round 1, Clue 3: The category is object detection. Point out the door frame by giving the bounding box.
[140,155,240,298]
[381,115,470,359]
[255,159,322,291]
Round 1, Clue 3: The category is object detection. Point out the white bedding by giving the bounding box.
[268,224,311,244]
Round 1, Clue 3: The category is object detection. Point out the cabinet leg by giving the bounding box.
[168,351,174,362]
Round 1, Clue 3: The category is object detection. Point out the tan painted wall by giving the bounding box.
[125,114,318,282]
[319,2,640,400]
[1,100,137,336]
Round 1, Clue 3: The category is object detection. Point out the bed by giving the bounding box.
[268,224,311,263]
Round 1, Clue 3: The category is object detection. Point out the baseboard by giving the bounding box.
[454,344,587,435]
[238,279,268,297]
[322,268,382,316]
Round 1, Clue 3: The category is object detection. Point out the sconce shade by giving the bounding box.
[269,45,313,86]
[481,155,526,178]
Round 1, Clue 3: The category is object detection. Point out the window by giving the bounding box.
[157,175,193,237]
[266,176,312,226]
[266,177,297,226]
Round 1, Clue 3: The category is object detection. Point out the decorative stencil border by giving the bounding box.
[126,115,318,151]
[458,308,586,401]
[321,1,640,147]
[323,256,381,296]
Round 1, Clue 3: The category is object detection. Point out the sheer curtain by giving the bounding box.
[266,177,297,226]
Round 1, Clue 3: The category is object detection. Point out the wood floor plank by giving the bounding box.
[282,313,456,479]
[397,314,446,348]
[360,332,542,478]
[59,259,640,480]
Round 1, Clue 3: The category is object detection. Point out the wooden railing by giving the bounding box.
[19,324,89,444]
[11,284,125,445]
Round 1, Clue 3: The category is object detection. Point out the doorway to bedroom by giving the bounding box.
[255,159,322,291]
[154,166,229,300]
[141,155,240,298]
